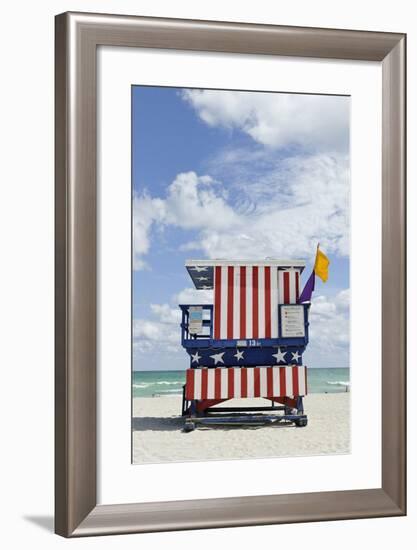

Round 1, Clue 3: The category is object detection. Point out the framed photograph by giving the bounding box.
[55,12,406,537]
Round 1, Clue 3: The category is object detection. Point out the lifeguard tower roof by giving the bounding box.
[185,259,306,290]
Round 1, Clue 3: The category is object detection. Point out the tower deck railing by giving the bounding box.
[179,303,310,350]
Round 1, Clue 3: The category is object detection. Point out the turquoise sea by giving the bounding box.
[132,368,350,398]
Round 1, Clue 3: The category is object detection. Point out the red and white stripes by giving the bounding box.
[278,269,300,304]
[213,265,300,340]
[185,366,307,400]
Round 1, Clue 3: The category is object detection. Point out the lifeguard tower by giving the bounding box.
[179,259,310,431]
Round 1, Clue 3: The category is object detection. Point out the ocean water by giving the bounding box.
[132,368,350,398]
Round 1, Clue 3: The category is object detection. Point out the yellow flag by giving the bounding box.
[314,247,330,282]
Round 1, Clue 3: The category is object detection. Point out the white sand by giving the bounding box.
[132,393,350,464]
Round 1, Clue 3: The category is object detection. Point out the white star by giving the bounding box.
[291,351,301,362]
[191,351,201,364]
[201,285,212,289]
[210,352,225,365]
[272,348,287,363]
[197,276,209,281]
[191,266,207,272]
[234,349,244,361]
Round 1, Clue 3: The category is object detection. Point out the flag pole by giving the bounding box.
[314,242,319,269]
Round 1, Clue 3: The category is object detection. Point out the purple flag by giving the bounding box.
[298,271,315,303]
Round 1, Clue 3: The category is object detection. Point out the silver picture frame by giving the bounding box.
[55,12,406,537]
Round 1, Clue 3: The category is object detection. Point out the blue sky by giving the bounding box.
[132,86,350,370]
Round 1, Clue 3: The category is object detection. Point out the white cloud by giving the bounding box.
[182,89,349,153]
[133,193,166,270]
[133,290,213,355]
[133,289,214,359]
[133,152,349,270]
[173,287,213,305]
[133,171,239,270]
[149,303,181,324]
[184,153,349,260]
[164,172,237,229]
[132,93,349,269]
[308,289,350,359]
[133,303,182,354]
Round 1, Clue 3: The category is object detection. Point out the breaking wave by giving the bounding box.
[133,381,183,388]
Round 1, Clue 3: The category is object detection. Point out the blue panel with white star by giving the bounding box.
[186,265,214,289]
[187,346,303,367]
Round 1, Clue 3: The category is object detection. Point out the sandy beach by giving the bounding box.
[132,393,350,464]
